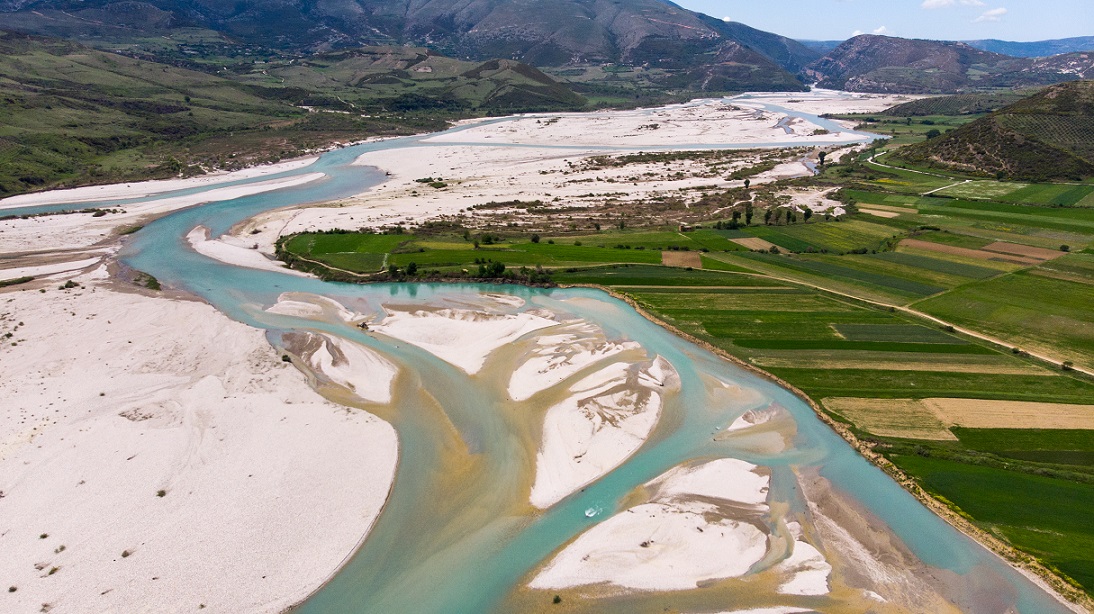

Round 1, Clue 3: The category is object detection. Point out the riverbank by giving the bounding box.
[0,273,398,613]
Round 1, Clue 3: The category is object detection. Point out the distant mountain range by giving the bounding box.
[0,0,818,92]
[0,1,1091,95]
[893,80,1094,181]
[965,36,1094,58]
[802,36,1094,58]
[804,35,1093,94]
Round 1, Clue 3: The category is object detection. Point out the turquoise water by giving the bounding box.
[5,99,1074,613]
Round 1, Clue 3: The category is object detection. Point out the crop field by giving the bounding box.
[1002,183,1094,207]
[822,397,955,440]
[953,428,1094,467]
[913,268,1094,367]
[936,181,1028,200]
[870,251,1002,279]
[741,219,900,254]
[889,455,1094,591]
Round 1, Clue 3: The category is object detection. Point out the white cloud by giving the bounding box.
[722,16,731,22]
[974,7,1008,22]
[873,26,892,35]
[851,29,864,36]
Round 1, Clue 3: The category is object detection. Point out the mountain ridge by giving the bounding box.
[804,35,1094,94]
[0,0,818,92]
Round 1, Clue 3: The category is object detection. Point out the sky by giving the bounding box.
[672,0,1094,42]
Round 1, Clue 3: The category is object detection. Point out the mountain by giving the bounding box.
[893,80,1094,181]
[0,0,818,92]
[797,40,844,54]
[0,30,584,196]
[966,36,1094,58]
[804,35,1094,93]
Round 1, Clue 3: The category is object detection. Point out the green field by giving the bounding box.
[890,455,1094,591]
[913,264,1094,367]
[953,429,1094,467]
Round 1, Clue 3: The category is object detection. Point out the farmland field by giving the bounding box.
[913,267,1094,367]
[889,455,1094,592]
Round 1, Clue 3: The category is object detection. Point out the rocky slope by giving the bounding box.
[805,35,1093,94]
[0,0,817,90]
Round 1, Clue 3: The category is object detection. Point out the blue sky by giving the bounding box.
[673,0,1094,42]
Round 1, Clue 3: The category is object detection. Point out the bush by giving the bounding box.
[530,234,541,243]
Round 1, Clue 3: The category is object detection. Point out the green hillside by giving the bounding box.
[893,80,1094,181]
[0,32,585,197]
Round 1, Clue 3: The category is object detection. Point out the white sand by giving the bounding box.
[507,322,640,402]
[304,333,398,405]
[529,357,678,509]
[531,458,771,590]
[227,91,894,248]
[0,173,326,254]
[0,256,104,281]
[0,282,398,613]
[774,523,832,596]
[428,98,864,148]
[371,306,556,375]
[708,604,813,608]
[646,458,770,508]
[186,226,308,276]
[529,500,768,591]
[0,157,319,208]
[727,407,779,432]
[265,292,359,324]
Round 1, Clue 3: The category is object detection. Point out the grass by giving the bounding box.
[914,269,1094,368]
[953,429,1094,467]
[765,368,1094,403]
[890,455,1094,592]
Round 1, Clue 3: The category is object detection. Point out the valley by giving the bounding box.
[1,2,1093,613]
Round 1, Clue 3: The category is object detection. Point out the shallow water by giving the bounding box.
[6,96,1073,613]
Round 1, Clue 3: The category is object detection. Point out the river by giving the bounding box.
[1,94,1075,613]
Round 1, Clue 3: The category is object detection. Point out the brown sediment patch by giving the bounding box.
[752,356,1052,375]
[981,241,1065,261]
[560,282,1094,612]
[923,398,1094,430]
[661,250,702,268]
[731,237,777,251]
[899,238,1043,266]
[860,208,901,219]
[822,397,956,441]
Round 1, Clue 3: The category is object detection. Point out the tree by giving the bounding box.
[764,209,773,225]
[745,203,754,226]
[925,129,942,139]
[744,178,751,189]
[818,152,826,165]
[531,234,541,243]
[803,209,813,223]
[406,262,418,276]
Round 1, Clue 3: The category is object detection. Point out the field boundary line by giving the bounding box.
[724,267,1094,378]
